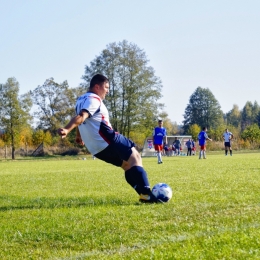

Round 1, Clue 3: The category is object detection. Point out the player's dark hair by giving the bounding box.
[202,126,206,130]
[89,74,109,89]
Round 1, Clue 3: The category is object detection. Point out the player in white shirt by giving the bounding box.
[58,74,161,203]
[223,128,233,156]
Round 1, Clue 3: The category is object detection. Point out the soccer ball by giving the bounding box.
[152,183,173,202]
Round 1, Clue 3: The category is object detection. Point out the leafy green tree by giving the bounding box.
[183,87,223,132]
[208,123,228,141]
[226,104,241,127]
[187,124,201,141]
[163,120,178,136]
[256,111,260,128]
[241,101,260,131]
[0,78,32,159]
[20,125,33,147]
[31,78,79,134]
[32,129,45,146]
[81,40,163,137]
[32,129,52,146]
[241,124,260,144]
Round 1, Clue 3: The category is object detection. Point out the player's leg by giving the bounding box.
[199,145,206,159]
[203,147,206,159]
[154,145,162,163]
[199,146,203,159]
[158,145,163,163]
[115,134,160,202]
[229,142,232,156]
[225,142,228,156]
[122,148,159,202]
[158,149,162,163]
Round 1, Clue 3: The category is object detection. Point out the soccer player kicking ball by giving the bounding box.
[198,127,212,159]
[223,128,233,156]
[57,74,161,203]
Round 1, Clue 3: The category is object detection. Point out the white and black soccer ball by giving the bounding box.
[152,183,173,202]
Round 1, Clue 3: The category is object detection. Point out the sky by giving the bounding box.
[1,0,260,125]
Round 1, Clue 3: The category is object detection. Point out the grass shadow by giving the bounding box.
[0,195,133,211]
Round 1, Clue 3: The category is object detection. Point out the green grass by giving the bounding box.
[1,153,260,259]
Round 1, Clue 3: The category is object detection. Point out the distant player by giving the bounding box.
[186,139,192,156]
[191,139,196,155]
[223,128,233,156]
[153,119,167,164]
[198,127,212,159]
[173,137,181,156]
[163,142,169,156]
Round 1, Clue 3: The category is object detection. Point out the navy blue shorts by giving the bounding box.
[225,142,231,147]
[94,134,135,167]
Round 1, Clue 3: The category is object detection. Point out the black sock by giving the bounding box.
[225,150,228,155]
[125,166,151,195]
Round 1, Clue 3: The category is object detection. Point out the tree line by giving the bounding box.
[0,40,260,159]
[183,87,260,149]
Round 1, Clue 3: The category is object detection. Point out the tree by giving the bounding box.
[19,125,33,146]
[163,120,178,136]
[187,124,201,141]
[208,123,226,141]
[226,104,241,127]
[81,40,163,137]
[0,78,32,159]
[31,78,79,134]
[32,129,46,146]
[256,111,260,128]
[241,101,260,131]
[183,87,223,132]
[241,124,260,144]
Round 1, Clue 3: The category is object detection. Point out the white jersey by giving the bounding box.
[75,92,115,155]
[223,132,232,142]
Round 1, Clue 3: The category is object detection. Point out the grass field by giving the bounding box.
[1,153,260,259]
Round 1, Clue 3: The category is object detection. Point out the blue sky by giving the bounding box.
[1,0,260,124]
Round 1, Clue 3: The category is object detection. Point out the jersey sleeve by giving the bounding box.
[76,95,101,116]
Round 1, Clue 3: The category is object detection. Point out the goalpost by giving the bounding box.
[141,135,192,157]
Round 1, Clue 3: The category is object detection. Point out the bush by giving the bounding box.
[61,148,81,156]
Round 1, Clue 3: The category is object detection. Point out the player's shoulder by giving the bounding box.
[77,92,100,101]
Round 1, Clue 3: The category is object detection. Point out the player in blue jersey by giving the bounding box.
[173,137,181,156]
[58,74,161,203]
[153,119,167,164]
[198,126,212,159]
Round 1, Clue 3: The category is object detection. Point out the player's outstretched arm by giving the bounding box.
[57,110,89,138]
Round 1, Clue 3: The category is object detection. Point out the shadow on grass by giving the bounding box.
[0,195,134,211]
